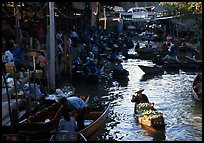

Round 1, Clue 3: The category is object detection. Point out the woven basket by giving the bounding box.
[5,64,14,74]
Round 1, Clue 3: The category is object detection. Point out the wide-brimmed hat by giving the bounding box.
[135,89,144,93]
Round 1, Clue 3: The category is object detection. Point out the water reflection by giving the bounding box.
[73,58,202,141]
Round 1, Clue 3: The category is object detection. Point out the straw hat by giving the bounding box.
[135,89,144,94]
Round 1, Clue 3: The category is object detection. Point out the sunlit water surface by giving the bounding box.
[72,40,202,141]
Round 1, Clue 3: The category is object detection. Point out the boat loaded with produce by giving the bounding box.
[131,89,165,130]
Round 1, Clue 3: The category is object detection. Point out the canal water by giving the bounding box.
[70,40,202,141]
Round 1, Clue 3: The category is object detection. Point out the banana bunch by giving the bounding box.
[141,109,163,116]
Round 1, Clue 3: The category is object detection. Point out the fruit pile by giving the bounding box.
[136,102,154,110]
[61,85,74,95]
[136,103,163,120]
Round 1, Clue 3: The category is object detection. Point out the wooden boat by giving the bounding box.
[192,73,202,101]
[162,59,180,71]
[140,73,163,81]
[136,107,165,130]
[138,65,163,74]
[50,132,87,141]
[2,134,30,141]
[78,103,110,138]
[50,102,110,140]
[17,93,90,141]
[176,55,200,69]
[131,89,165,130]
[186,56,202,69]
[112,69,129,79]
[84,73,100,83]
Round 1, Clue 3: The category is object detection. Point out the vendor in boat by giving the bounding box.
[131,89,149,104]
[194,74,202,97]
[114,59,124,72]
[58,107,78,132]
[53,96,87,131]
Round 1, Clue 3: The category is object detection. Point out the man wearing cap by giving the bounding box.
[53,96,87,131]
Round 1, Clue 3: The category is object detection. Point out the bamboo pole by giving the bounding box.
[27,69,32,115]
[68,43,72,80]
[33,57,37,105]
[2,72,14,133]
[13,67,19,114]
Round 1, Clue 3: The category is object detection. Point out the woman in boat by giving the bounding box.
[58,107,77,132]
[194,74,202,97]
[131,89,149,114]
[131,89,149,104]
[53,96,87,131]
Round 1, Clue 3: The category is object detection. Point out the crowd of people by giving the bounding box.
[2,23,202,135]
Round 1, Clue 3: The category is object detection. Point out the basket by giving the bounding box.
[5,63,14,74]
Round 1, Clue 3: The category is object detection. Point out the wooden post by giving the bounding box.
[63,35,68,75]
[68,44,72,80]
[104,7,107,30]
[48,2,56,91]
[14,2,22,49]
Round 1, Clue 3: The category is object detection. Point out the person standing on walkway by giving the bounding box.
[5,40,14,65]
[70,29,78,49]
[37,51,47,72]
[12,40,23,72]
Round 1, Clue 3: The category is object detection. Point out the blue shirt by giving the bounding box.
[13,47,23,66]
[67,96,87,110]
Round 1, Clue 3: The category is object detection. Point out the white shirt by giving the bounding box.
[5,50,14,65]
[58,117,77,132]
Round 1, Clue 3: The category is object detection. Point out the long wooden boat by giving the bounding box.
[176,55,200,69]
[131,89,165,130]
[192,73,202,101]
[50,102,110,140]
[2,134,30,141]
[186,56,202,69]
[112,69,129,79]
[138,65,163,74]
[78,103,110,138]
[17,93,90,141]
[162,59,180,71]
[84,73,100,83]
